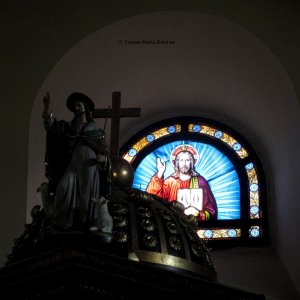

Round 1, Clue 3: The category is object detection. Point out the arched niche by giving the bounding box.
[27,10,299,251]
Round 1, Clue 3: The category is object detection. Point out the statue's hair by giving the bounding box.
[83,103,93,122]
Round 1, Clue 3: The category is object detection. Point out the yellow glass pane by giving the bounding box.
[189,123,248,158]
[122,125,181,163]
[246,167,260,219]
[197,228,241,239]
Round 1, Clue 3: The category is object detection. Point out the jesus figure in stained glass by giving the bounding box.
[146,145,218,221]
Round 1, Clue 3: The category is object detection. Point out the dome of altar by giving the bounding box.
[107,187,217,281]
[105,156,217,281]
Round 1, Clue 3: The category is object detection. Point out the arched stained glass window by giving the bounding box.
[120,117,268,247]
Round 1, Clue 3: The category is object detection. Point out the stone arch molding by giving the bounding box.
[27,11,298,224]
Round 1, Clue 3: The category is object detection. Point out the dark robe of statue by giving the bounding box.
[43,92,111,231]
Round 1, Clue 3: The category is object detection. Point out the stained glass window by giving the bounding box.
[120,117,268,247]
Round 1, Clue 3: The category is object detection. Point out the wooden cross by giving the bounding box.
[93,92,141,157]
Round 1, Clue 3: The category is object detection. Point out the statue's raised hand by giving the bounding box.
[43,92,52,120]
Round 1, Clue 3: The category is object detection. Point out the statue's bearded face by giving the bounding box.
[74,101,86,116]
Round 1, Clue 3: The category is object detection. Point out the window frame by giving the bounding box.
[120,116,269,248]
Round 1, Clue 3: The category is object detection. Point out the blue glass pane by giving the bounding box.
[204,229,213,238]
[146,134,155,142]
[192,124,201,132]
[133,140,240,220]
[250,227,260,237]
[214,130,223,139]
[250,205,259,215]
[250,183,258,192]
[128,148,137,157]
[228,229,237,237]
[232,142,242,151]
[167,126,176,133]
[245,162,254,170]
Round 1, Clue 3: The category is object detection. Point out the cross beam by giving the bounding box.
[93,92,141,157]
